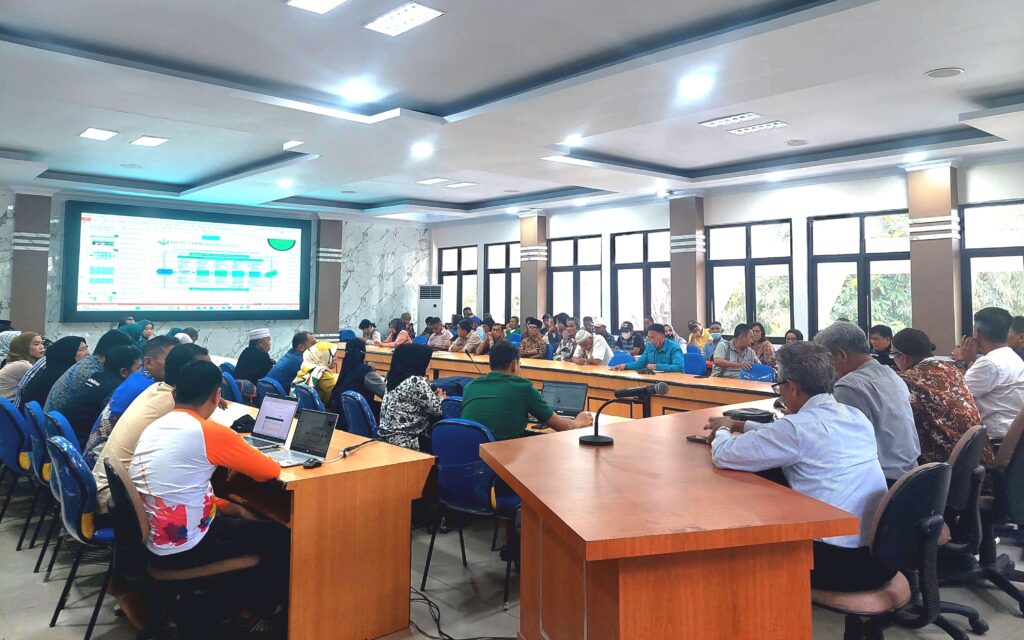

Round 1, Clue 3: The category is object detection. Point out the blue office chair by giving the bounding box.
[44,411,81,453]
[686,344,702,355]
[545,343,554,360]
[256,377,288,405]
[440,396,463,419]
[739,363,777,382]
[413,335,429,345]
[293,384,325,412]
[507,334,522,346]
[340,391,378,438]
[218,361,236,375]
[421,419,519,609]
[683,353,708,375]
[338,329,357,341]
[220,370,243,403]
[0,397,33,527]
[46,435,116,640]
[21,402,59,566]
[608,350,634,367]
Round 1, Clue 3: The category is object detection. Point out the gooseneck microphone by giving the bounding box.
[614,382,669,399]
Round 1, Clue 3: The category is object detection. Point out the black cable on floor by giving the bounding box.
[409,587,516,640]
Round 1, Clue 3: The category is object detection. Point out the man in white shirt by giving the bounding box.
[571,330,612,366]
[954,307,1024,440]
[704,341,893,592]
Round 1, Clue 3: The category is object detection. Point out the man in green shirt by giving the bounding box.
[461,342,593,440]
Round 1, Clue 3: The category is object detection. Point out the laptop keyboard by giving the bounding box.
[244,435,279,449]
[267,450,317,466]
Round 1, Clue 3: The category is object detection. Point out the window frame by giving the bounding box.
[546,234,602,319]
[705,219,794,341]
[807,209,910,337]
[483,241,521,322]
[437,245,478,318]
[959,198,1024,333]
[610,229,670,330]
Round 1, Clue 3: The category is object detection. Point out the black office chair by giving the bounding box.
[813,463,983,640]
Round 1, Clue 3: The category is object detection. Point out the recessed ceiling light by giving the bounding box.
[445,182,476,189]
[417,177,449,185]
[283,140,304,150]
[277,178,294,189]
[677,72,715,101]
[503,189,520,193]
[698,113,761,128]
[786,139,809,147]
[337,78,382,104]
[410,141,434,159]
[130,135,170,147]
[286,0,350,14]
[364,2,444,37]
[120,163,143,169]
[903,151,928,163]
[726,120,789,136]
[925,67,964,79]
[573,199,587,207]
[561,133,584,147]
[79,128,118,141]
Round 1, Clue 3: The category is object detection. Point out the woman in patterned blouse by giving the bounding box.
[378,343,444,451]
[892,328,994,465]
[750,322,775,366]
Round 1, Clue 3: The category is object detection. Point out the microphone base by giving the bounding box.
[579,434,614,447]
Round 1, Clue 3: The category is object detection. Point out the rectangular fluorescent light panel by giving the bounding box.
[283,140,304,150]
[130,135,170,147]
[726,120,789,135]
[286,0,350,14]
[417,177,449,185]
[445,182,476,189]
[698,112,761,128]
[364,2,444,36]
[79,127,118,141]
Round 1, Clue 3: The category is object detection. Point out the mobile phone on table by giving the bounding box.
[686,434,709,444]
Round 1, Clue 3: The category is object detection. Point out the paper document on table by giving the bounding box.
[211,402,252,426]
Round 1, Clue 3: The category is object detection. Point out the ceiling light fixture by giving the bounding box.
[506,207,520,214]
[573,199,587,207]
[337,78,382,104]
[764,172,788,183]
[726,120,789,136]
[364,2,444,37]
[283,140,304,150]
[561,133,584,147]
[786,139,809,147]
[445,182,476,189]
[416,177,449,185]
[677,72,715,101]
[277,178,295,189]
[698,113,761,128]
[130,135,170,147]
[924,67,964,79]
[902,151,928,163]
[503,189,520,193]
[286,0,350,14]
[410,141,434,159]
[79,128,118,141]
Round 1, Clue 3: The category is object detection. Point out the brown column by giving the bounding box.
[906,163,961,353]
[11,193,52,331]
[315,218,343,335]
[519,213,548,320]
[669,197,706,325]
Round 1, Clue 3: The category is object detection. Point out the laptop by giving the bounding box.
[540,381,588,417]
[267,409,339,468]
[242,394,299,450]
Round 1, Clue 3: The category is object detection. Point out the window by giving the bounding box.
[611,230,670,329]
[706,221,792,338]
[484,242,521,322]
[808,211,910,335]
[961,201,1024,329]
[548,235,602,319]
[438,245,478,319]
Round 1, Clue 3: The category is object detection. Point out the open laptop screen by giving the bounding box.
[541,381,588,416]
[289,409,338,457]
[252,394,299,443]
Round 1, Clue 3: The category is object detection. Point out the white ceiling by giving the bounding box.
[0,0,1023,221]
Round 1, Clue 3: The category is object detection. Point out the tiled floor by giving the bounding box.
[0,484,1021,639]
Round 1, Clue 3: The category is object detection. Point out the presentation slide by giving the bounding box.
[62,201,310,322]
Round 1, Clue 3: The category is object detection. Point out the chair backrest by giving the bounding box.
[686,344,701,355]
[507,333,522,345]
[869,462,951,574]
[340,390,378,438]
[102,457,149,547]
[220,370,243,403]
[545,343,554,360]
[0,397,31,473]
[440,396,463,419]
[46,435,102,545]
[338,329,357,341]
[218,361,236,375]
[412,335,429,345]
[608,350,633,367]
[45,411,81,453]
[945,425,987,511]
[21,402,51,486]
[293,383,325,412]
[739,363,776,382]
[994,407,1024,523]
[683,352,707,375]
[257,377,287,405]
[431,419,499,515]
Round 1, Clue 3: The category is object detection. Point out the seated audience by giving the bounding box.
[379,318,413,348]
[572,330,612,366]
[784,328,804,346]
[378,344,443,451]
[0,332,45,400]
[471,316,487,341]
[505,316,521,337]
[92,343,211,510]
[401,311,415,337]
[869,324,896,369]
[519,317,547,359]
[953,306,1024,441]
[750,322,775,366]
[266,331,315,390]
[891,328,993,466]
[117,316,135,328]
[426,317,452,351]
[711,324,758,378]
[174,332,193,344]
[664,324,683,344]
[687,320,712,349]
[462,306,474,319]
[359,319,382,344]
[0,330,21,363]
[552,326,576,361]
[234,328,276,383]
[704,342,892,592]
[579,316,593,333]
[129,360,286,620]
[814,321,919,483]
[292,341,338,405]
[611,323,684,372]
[615,321,645,355]
[541,314,554,338]
[449,318,482,354]
[703,321,724,361]
[592,318,615,347]
[462,342,592,440]
[182,327,200,343]
[1010,315,1024,360]
[46,329,134,413]
[18,335,88,409]
[331,339,387,413]
[63,345,141,447]
[120,318,155,349]
[478,320,508,355]
[643,316,654,332]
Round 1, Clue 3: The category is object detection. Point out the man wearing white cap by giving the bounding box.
[571,329,612,366]
[592,317,616,347]
[234,328,275,384]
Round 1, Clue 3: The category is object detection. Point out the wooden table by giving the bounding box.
[479,399,859,640]
[209,403,434,640]
[338,343,774,418]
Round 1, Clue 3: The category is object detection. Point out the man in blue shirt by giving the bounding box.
[266,331,315,390]
[610,323,684,372]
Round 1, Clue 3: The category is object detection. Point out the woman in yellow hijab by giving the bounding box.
[291,341,339,406]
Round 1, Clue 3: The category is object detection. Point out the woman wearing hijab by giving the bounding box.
[0,332,46,400]
[291,341,339,406]
[331,339,387,414]
[378,344,444,451]
[18,336,88,409]
[378,318,412,348]
[119,319,154,348]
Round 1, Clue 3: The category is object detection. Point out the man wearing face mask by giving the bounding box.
[615,321,645,356]
[703,321,724,361]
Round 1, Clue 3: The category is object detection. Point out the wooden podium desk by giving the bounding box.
[338,343,774,417]
[479,399,859,640]
[210,403,434,640]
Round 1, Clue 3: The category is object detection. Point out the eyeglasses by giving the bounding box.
[771,379,791,396]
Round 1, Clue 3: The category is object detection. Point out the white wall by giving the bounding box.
[960,160,1024,204]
